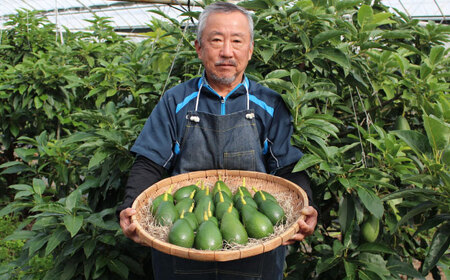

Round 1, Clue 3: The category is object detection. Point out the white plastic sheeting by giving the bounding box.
[0,0,198,33]
[0,0,448,34]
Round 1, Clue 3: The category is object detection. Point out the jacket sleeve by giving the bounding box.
[275,163,319,215]
[116,155,166,218]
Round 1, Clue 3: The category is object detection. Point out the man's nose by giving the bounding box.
[220,40,233,57]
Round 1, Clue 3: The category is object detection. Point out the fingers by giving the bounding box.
[282,233,306,245]
[119,208,141,243]
[283,206,319,245]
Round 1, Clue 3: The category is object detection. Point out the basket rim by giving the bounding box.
[131,169,308,262]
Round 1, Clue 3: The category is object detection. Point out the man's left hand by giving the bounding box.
[283,206,318,245]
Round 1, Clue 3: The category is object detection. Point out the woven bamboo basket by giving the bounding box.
[131,169,308,262]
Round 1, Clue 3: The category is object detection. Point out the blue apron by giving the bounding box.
[152,81,286,280]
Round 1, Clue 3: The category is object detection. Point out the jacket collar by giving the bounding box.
[198,71,249,100]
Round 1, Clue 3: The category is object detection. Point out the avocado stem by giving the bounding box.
[227,203,233,213]
[189,189,196,199]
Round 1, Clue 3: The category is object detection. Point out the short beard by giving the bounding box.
[208,72,237,85]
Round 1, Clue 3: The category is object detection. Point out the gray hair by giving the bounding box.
[196,2,254,45]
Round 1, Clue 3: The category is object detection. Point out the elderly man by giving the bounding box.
[119,2,318,279]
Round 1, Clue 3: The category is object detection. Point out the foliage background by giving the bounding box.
[0,0,449,279]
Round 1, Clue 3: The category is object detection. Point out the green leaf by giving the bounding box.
[414,214,450,236]
[84,239,96,258]
[107,259,129,279]
[45,227,69,256]
[357,187,384,219]
[290,69,307,89]
[395,201,435,232]
[358,252,390,277]
[392,130,432,156]
[316,255,341,274]
[381,30,413,40]
[387,256,425,279]
[357,5,373,27]
[312,30,345,46]
[338,194,355,235]
[32,178,46,196]
[421,222,450,275]
[61,261,78,279]
[259,48,274,64]
[343,260,357,279]
[319,48,350,69]
[0,162,33,175]
[63,215,83,237]
[293,154,323,172]
[88,150,109,169]
[4,230,35,241]
[106,88,116,97]
[423,114,449,151]
[298,30,310,50]
[336,0,363,11]
[429,45,445,66]
[65,189,81,212]
[420,63,432,79]
[358,243,397,254]
[266,69,290,79]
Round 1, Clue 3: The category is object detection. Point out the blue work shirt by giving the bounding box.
[131,74,303,174]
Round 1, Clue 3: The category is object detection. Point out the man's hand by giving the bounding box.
[283,206,318,245]
[119,208,144,244]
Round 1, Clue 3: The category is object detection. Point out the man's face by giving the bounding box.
[195,11,253,89]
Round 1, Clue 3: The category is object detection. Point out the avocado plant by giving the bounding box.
[0,0,449,279]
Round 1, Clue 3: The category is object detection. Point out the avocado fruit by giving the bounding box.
[168,218,195,248]
[220,209,248,245]
[258,200,286,225]
[155,200,179,226]
[212,177,232,198]
[361,214,380,243]
[194,220,223,250]
[173,184,199,202]
[241,204,274,239]
[151,191,174,215]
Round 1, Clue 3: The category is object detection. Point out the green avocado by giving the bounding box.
[241,204,274,239]
[175,198,195,216]
[212,176,232,198]
[214,191,233,205]
[155,200,178,226]
[236,186,252,197]
[235,194,258,211]
[220,205,248,245]
[361,214,380,243]
[258,200,286,225]
[194,220,223,250]
[215,201,239,220]
[252,188,277,206]
[168,218,195,248]
[194,182,212,202]
[151,191,174,215]
[174,184,198,202]
[194,196,215,223]
[182,210,198,230]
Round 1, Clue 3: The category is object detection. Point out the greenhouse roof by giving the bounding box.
[0,0,449,36]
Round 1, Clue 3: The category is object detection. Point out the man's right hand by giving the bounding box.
[119,208,144,244]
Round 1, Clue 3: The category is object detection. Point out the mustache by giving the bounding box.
[215,60,237,66]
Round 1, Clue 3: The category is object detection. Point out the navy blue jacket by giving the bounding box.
[131,75,303,174]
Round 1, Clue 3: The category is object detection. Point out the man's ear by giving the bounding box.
[248,41,254,61]
[195,40,202,59]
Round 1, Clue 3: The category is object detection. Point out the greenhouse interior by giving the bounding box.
[0,0,449,280]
